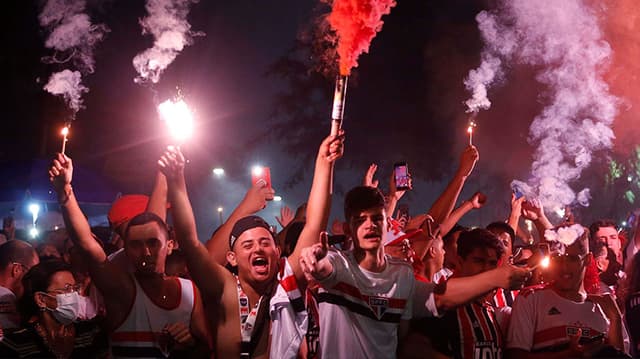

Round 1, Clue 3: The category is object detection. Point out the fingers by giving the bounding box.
[320,231,329,251]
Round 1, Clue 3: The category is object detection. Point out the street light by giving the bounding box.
[217,207,224,225]
[213,168,225,176]
[273,196,282,202]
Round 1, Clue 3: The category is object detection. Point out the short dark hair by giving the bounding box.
[0,240,36,270]
[18,259,71,323]
[124,212,169,241]
[344,186,386,223]
[443,224,467,244]
[589,219,617,240]
[486,222,516,245]
[457,228,505,260]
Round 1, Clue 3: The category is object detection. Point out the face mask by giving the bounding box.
[42,291,80,325]
[76,294,97,321]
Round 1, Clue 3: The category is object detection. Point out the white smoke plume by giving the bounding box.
[133,0,204,84]
[39,0,108,113]
[468,0,618,211]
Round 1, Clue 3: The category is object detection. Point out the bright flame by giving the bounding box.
[213,168,224,176]
[541,256,550,268]
[28,204,40,217]
[29,228,39,238]
[158,99,194,142]
[525,219,533,232]
[273,196,282,202]
[252,166,264,176]
[61,126,69,136]
[554,207,566,218]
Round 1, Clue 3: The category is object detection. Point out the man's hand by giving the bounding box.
[299,232,331,281]
[157,146,186,181]
[163,322,195,350]
[496,263,532,290]
[456,145,479,178]
[389,170,411,201]
[468,192,487,209]
[319,129,345,164]
[363,163,379,188]
[48,153,73,192]
[510,193,525,216]
[239,183,276,213]
[521,198,544,221]
[276,206,294,229]
[567,328,605,358]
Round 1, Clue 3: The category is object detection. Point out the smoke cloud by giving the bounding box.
[39,0,108,113]
[133,0,204,84]
[326,0,396,76]
[467,0,618,210]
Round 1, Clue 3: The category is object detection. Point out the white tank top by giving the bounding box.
[110,276,195,358]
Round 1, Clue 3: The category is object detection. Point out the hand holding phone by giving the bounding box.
[252,166,274,201]
[393,162,411,191]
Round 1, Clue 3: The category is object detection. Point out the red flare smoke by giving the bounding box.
[327,0,396,75]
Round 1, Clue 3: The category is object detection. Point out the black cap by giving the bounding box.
[229,215,273,249]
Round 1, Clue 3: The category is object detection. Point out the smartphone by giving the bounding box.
[251,166,274,200]
[578,333,605,345]
[513,186,524,200]
[394,162,411,191]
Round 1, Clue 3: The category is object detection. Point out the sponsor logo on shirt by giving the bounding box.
[547,307,561,315]
[368,297,389,320]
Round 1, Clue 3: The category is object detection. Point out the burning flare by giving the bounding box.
[158,98,194,142]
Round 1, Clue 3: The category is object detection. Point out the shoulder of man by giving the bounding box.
[517,283,551,299]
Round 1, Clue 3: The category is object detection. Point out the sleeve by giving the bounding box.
[318,249,343,288]
[412,280,440,318]
[505,291,537,351]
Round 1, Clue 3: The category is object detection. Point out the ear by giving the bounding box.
[427,246,436,259]
[584,253,593,268]
[166,239,175,256]
[226,251,237,267]
[11,263,20,278]
[34,292,48,310]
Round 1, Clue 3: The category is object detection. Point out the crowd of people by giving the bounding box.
[0,132,637,358]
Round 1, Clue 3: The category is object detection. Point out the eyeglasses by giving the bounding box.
[550,253,585,265]
[47,284,81,295]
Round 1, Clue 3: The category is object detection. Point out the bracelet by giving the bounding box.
[58,185,73,205]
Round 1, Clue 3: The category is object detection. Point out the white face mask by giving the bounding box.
[42,291,80,325]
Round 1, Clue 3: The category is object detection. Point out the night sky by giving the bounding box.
[1,0,638,240]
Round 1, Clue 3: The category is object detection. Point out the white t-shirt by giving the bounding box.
[0,285,18,330]
[317,249,415,359]
[507,286,611,352]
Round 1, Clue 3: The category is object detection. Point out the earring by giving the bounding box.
[39,306,46,312]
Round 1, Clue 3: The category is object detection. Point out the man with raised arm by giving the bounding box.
[299,186,532,359]
[157,132,344,358]
[48,153,209,358]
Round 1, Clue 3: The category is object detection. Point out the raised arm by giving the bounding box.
[159,146,230,299]
[289,132,344,283]
[205,184,274,265]
[435,263,530,311]
[428,146,479,225]
[146,171,168,222]
[386,169,410,218]
[507,194,525,235]
[48,154,130,298]
[521,199,553,241]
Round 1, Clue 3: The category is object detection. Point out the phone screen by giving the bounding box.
[394,163,410,190]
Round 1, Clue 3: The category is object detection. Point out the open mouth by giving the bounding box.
[364,233,381,241]
[252,257,269,274]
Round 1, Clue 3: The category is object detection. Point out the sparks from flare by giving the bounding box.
[61,126,69,155]
[158,98,194,143]
[467,120,477,146]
